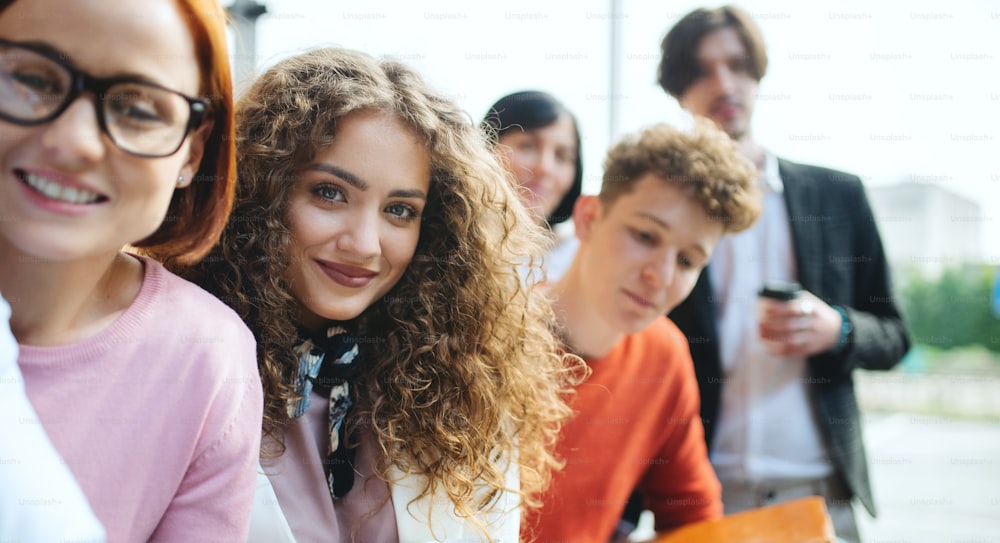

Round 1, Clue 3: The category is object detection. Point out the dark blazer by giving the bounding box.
[668,158,911,517]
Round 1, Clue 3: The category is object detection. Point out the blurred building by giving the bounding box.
[867,181,982,279]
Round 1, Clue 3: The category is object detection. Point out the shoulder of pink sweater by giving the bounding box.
[141,257,245,321]
[140,257,256,341]
[135,257,259,383]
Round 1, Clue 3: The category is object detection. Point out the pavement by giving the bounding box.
[856,412,1000,543]
[631,412,1000,542]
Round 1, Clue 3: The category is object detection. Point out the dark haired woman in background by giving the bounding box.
[483,90,583,281]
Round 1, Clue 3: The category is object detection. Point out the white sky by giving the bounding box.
[233,0,1000,261]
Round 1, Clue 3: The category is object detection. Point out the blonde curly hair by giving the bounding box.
[183,48,579,533]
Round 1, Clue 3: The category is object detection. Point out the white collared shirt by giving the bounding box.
[707,153,833,484]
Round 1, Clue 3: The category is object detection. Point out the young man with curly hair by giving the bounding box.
[525,120,760,543]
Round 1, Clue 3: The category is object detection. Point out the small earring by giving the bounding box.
[177,175,184,187]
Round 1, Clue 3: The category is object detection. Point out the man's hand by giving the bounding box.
[758,291,842,357]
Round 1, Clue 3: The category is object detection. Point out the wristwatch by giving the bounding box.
[831,305,853,353]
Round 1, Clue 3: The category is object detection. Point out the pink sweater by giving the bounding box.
[18,256,263,543]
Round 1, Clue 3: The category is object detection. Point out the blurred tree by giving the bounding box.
[899,266,1000,353]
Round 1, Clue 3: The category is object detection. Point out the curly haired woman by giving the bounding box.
[184,48,579,542]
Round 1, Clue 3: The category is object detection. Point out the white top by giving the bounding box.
[537,220,578,283]
[707,153,833,484]
[249,349,520,542]
[0,292,107,543]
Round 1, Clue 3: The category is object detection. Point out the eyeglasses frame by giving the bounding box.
[0,38,210,158]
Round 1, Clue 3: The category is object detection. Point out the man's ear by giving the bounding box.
[176,120,214,189]
[573,195,604,242]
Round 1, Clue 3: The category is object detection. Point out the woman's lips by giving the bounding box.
[317,260,377,288]
[15,168,108,216]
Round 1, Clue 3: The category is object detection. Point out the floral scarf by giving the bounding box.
[289,325,361,501]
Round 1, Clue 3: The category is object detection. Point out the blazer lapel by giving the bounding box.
[247,467,298,543]
[388,463,521,542]
[691,270,719,349]
[779,159,823,295]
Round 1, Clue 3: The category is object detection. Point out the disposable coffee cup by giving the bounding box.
[758,281,803,301]
[758,282,803,352]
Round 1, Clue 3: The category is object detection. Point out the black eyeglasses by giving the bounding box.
[0,39,210,158]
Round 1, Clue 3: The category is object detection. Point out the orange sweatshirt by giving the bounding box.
[525,317,722,543]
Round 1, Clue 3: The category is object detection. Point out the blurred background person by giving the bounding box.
[483,90,582,280]
[659,6,910,541]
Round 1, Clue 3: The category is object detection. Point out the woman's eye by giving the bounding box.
[386,203,419,222]
[678,254,694,269]
[556,149,577,164]
[105,85,177,127]
[12,70,61,95]
[123,103,161,122]
[312,184,344,202]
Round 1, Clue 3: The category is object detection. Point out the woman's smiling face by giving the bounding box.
[283,110,431,332]
[0,0,210,264]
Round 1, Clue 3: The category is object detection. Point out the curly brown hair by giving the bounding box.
[600,119,761,233]
[182,48,579,533]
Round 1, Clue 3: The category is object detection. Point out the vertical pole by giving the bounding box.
[227,0,268,88]
[608,0,623,143]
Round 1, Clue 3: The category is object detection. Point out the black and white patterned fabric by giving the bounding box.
[289,325,361,501]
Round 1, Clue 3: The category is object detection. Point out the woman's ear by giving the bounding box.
[176,120,214,189]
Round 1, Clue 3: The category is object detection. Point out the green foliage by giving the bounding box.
[898,266,1000,352]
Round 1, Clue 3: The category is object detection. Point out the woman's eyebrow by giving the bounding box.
[306,163,368,191]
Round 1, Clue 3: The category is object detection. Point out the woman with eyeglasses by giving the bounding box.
[0,0,263,541]
[184,48,579,542]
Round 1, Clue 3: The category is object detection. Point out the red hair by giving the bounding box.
[137,0,237,267]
